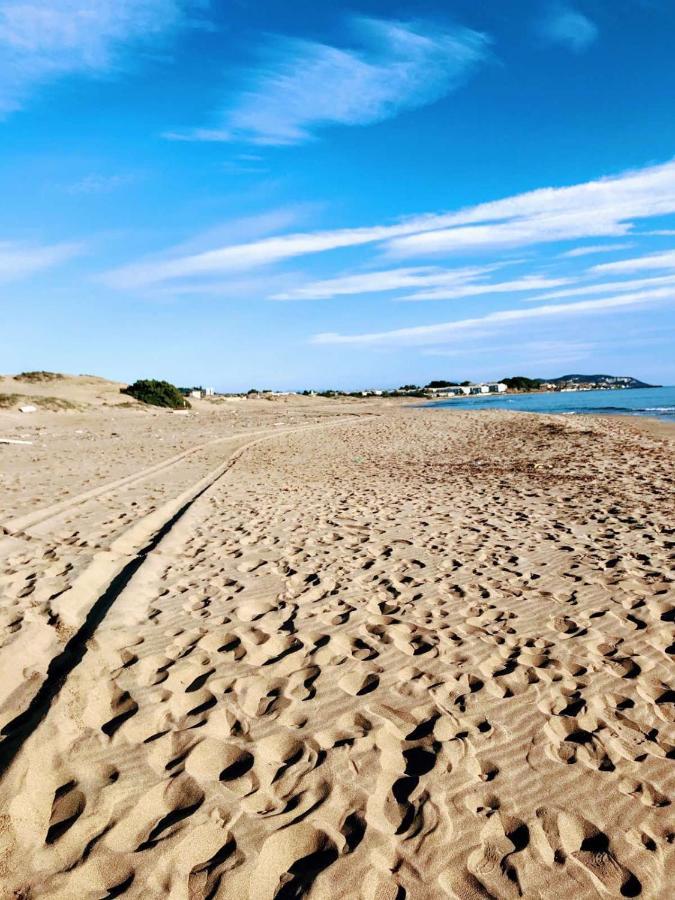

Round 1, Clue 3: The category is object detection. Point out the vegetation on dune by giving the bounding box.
[15,371,65,383]
[424,380,472,389]
[501,376,543,391]
[0,393,80,410]
[36,397,80,411]
[122,379,190,409]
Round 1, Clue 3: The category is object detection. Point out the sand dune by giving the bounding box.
[0,398,673,898]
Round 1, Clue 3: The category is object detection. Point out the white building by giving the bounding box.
[428,382,506,397]
[427,385,469,396]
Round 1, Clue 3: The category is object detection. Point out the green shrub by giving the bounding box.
[122,379,190,409]
[501,376,543,391]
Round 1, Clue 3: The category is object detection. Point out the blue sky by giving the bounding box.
[2,0,675,390]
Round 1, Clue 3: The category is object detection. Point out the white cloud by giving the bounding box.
[0,240,83,281]
[102,159,675,290]
[271,266,494,301]
[560,242,635,258]
[387,210,630,257]
[101,223,427,290]
[134,271,301,301]
[0,0,191,114]
[538,4,598,52]
[591,249,675,275]
[387,161,675,258]
[167,16,489,145]
[311,288,673,347]
[399,275,570,301]
[527,272,675,301]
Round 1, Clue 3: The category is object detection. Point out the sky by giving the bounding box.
[1,0,675,391]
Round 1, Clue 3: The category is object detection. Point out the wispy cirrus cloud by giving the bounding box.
[591,249,675,274]
[271,266,495,301]
[399,275,569,301]
[102,160,675,293]
[527,272,675,301]
[100,224,421,290]
[537,3,598,53]
[0,0,196,115]
[560,242,635,258]
[0,239,84,281]
[386,161,675,258]
[166,16,489,145]
[311,288,673,347]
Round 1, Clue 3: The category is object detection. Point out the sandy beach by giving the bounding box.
[0,377,673,899]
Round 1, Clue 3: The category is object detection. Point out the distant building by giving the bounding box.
[179,385,209,399]
[427,385,467,396]
[428,382,505,397]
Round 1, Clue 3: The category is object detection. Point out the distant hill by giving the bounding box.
[548,374,659,388]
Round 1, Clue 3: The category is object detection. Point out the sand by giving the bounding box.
[0,378,673,899]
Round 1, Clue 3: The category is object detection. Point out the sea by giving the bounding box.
[424,386,675,421]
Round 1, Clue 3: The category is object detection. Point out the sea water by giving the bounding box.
[424,386,675,421]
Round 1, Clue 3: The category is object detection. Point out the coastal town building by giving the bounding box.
[428,382,507,397]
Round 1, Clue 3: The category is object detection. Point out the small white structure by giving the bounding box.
[189,390,202,400]
[18,405,37,413]
[204,387,214,396]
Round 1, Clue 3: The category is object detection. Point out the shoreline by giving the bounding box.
[620,413,675,439]
[418,385,675,427]
[420,401,675,432]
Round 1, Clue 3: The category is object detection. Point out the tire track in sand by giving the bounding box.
[0,418,370,778]
[0,428,298,735]
[1,428,275,537]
